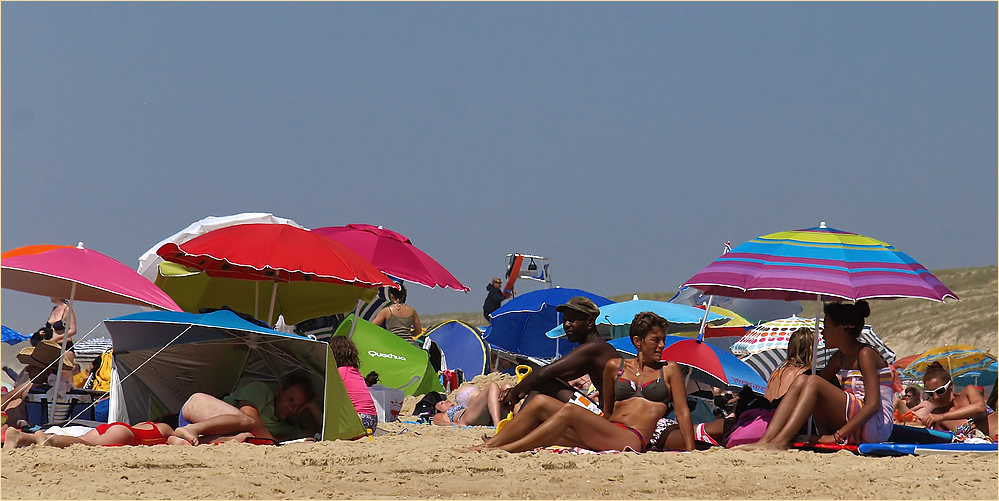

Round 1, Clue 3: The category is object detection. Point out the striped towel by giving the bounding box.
[72,337,113,368]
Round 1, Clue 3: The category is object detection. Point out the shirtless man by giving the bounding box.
[910,362,995,441]
[499,297,618,413]
[173,374,321,445]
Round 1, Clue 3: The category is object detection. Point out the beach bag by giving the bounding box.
[725,408,774,448]
[368,384,405,423]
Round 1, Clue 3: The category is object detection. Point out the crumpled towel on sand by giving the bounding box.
[535,446,625,455]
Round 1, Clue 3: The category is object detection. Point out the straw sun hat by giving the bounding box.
[16,340,73,373]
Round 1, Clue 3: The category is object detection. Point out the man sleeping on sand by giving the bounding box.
[173,373,322,445]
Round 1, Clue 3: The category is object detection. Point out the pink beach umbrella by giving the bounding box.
[312,224,469,292]
[2,243,182,422]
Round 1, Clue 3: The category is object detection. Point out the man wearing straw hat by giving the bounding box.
[498,297,617,413]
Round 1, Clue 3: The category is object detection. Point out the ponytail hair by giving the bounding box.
[823,300,871,338]
[388,282,408,303]
[923,361,952,384]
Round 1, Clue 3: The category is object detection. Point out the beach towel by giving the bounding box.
[725,408,774,448]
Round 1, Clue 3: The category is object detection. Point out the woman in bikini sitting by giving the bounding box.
[471,312,694,453]
[910,362,995,442]
[433,381,513,426]
[744,301,895,449]
[4,421,190,451]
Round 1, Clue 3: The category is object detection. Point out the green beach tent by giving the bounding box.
[332,315,444,396]
[105,310,366,441]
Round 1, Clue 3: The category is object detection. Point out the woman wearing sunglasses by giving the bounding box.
[743,300,896,449]
[910,362,995,442]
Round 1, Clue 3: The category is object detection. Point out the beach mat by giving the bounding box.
[858,442,998,456]
[790,442,859,453]
[887,424,953,444]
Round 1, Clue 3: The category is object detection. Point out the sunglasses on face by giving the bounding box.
[924,380,952,397]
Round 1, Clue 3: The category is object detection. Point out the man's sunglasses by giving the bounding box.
[924,380,952,397]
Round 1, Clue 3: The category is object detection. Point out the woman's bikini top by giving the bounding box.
[614,357,672,403]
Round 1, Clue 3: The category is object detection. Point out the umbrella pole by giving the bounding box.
[50,282,77,424]
[695,295,715,343]
[807,295,822,438]
[255,282,260,321]
[266,280,278,326]
[348,299,363,340]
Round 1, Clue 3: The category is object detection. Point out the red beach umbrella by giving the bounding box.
[156,224,397,325]
[312,224,469,292]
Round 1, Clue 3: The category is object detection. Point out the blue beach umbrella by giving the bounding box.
[485,287,613,360]
[1,325,30,345]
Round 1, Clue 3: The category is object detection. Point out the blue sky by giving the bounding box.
[3,2,996,337]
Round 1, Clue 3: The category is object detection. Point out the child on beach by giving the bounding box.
[744,301,895,449]
[329,336,379,433]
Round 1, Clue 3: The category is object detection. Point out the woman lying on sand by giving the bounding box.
[3,421,193,451]
[433,381,513,426]
[471,312,694,453]
[910,362,996,442]
[743,301,894,449]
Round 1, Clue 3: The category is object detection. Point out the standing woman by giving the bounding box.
[31,298,77,364]
[371,284,422,347]
[747,301,894,449]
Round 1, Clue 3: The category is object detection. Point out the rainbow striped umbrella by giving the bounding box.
[682,223,958,302]
[682,223,956,432]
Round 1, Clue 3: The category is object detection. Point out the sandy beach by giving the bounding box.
[1,419,995,500]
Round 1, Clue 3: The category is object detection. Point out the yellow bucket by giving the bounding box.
[495,365,532,433]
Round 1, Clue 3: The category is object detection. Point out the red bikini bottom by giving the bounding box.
[613,422,647,452]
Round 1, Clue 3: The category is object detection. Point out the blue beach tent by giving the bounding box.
[424,320,491,378]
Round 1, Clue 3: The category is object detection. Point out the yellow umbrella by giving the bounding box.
[902,344,997,380]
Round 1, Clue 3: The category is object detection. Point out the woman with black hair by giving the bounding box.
[744,300,895,449]
[371,283,422,347]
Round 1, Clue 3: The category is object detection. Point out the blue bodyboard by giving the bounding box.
[859,442,998,456]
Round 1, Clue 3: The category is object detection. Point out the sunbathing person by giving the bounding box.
[433,381,513,426]
[910,362,995,441]
[745,301,894,449]
[499,297,619,412]
[4,421,188,451]
[474,312,693,453]
[174,373,321,445]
